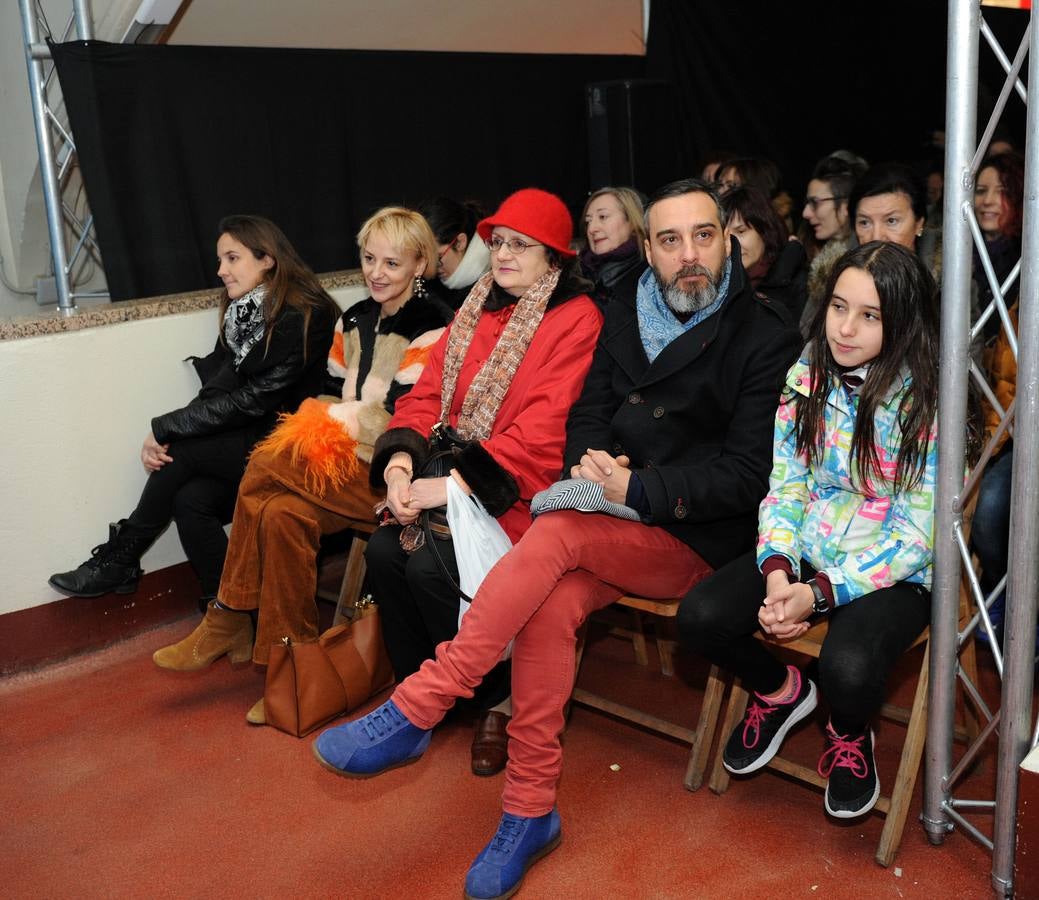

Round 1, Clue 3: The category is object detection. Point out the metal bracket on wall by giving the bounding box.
[18,0,108,312]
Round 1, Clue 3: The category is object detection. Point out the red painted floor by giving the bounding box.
[0,615,999,899]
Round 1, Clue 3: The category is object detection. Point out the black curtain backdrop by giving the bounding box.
[53,7,1030,301]
[51,41,643,300]
[645,0,1028,201]
[645,0,952,194]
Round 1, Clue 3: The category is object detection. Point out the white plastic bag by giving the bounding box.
[445,475,513,656]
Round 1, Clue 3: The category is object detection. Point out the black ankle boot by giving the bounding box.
[48,520,155,598]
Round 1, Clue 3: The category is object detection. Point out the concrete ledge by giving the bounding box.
[0,269,366,341]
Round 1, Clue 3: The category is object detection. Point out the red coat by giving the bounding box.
[386,294,602,541]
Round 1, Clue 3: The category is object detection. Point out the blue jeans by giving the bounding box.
[971,447,1014,632]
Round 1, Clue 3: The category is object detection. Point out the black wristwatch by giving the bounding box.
[806,578,829,615]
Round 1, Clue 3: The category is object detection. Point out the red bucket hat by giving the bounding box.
[476,188,576,257]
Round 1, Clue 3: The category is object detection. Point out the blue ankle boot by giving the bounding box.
[312,699,431,778]
[464,807,562,900]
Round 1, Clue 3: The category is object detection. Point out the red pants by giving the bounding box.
[393,510,712,816]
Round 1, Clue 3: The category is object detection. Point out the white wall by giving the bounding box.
[0,282,366,617]
[0,307,217,616]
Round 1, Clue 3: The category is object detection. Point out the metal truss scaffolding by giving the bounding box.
[925,2,1038,895]
[19,0,107,311]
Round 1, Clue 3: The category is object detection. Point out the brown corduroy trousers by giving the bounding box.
[218,446,382,664]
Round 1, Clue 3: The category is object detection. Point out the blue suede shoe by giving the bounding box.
[464,808,562,900]
[311,699,431,778]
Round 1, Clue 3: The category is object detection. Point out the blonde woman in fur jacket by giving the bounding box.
[152,209,454,717]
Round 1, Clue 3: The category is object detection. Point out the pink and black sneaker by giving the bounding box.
[819,722,880,818]
[722,668,818,775]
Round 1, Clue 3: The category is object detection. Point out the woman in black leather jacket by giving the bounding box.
[578,186,646,309]
[49,215,338,605]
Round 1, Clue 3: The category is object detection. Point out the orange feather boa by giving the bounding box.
[250,397,360,497]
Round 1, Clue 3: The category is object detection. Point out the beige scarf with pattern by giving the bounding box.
[438,267,561,440]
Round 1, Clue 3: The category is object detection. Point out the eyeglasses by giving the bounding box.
[485,236,543,255]
[804,195,838,212]
[437,241,457,262]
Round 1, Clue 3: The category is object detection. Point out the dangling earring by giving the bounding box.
[413,274,427,298]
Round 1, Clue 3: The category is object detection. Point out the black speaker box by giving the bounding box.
[586,79,684,194]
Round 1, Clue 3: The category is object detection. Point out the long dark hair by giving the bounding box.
[978,151,1026,239]
[723,186,788,268]
[420,197,484,245]
[217,215,338,358]
[797,242,939,493]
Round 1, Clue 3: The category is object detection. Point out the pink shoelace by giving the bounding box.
[741,700,776,749]
[817,726,870,779]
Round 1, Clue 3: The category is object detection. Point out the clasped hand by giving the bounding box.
[141,431,172,472]
[570,448,631,504]
[385,471,449,526]
[758,570,814,641]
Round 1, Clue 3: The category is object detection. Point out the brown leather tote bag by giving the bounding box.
[264,598,395,737]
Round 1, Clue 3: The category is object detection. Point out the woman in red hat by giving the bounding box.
[351,188,603,781]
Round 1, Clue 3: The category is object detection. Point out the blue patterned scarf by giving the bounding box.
[636,257,732,363]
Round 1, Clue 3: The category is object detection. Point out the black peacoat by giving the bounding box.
[563,241,802,569]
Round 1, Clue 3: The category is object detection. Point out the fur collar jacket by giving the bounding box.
[252,292,453,497]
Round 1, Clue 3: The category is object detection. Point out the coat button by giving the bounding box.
[674,504,687,519]
[612,443,623,454]
[628,392,642,404]
[653,406,665,418]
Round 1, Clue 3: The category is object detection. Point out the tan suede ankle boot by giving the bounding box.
[245,698,265,725]
[152,601,254,671]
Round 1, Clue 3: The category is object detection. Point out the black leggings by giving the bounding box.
[365,523,510,711]
[678,550,931,734]
[127,429,251,596]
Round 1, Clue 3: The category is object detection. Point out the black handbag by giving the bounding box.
[406,422,473,600]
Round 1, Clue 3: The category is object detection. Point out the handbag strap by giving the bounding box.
[421,510,473,603]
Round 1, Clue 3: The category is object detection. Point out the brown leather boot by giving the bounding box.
[152,602,254,671]
[471,710,510,776]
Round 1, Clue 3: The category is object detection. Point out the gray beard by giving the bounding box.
[657,264,719,315]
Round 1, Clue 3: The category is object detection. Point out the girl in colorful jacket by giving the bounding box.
[680,241,939,820]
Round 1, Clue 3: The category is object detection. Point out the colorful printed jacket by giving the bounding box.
[757,357,938,606]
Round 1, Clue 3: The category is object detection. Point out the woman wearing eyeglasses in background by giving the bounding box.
[358,188,603,779]
[421,197,491,310]
[798,152,868,336]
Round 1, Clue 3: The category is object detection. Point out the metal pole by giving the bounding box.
[924,0,978,847]
[991,9,1039,893]
[73,0,93,40]
[20,0,74,312]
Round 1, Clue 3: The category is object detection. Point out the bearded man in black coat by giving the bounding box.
[563,176,802,569]
[306,178,802,899]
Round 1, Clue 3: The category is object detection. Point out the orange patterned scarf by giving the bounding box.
[438,267,561,440]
